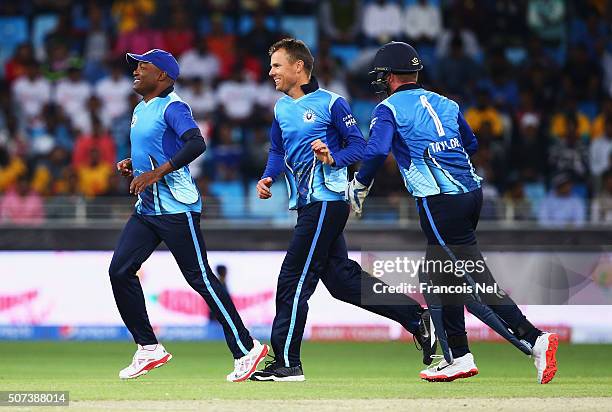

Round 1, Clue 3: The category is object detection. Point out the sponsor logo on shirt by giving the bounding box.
[343,114,357,128]
[303,109,316,123]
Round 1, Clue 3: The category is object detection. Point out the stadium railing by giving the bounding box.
[0,195,607,229]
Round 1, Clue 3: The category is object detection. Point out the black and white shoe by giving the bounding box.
[414,308,438,365]
[249,358,305,382]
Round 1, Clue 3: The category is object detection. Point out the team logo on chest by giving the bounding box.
[303,109,316,123]
[131,114,137,128]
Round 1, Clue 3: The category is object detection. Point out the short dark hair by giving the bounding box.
[268,38,314,74]
[394,72,418,83]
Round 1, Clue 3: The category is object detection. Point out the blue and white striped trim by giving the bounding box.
[461,147,482,186]
[422,198,457,261]
[306,155,317,204]
[428,151,468,193]
[185,212,249,355]
[149,157,162,214]
[421,198,482,302]
[283,201,327,367]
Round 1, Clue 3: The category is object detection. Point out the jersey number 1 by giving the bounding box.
[420,95,445,137]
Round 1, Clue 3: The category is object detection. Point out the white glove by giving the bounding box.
[347,173,373,217]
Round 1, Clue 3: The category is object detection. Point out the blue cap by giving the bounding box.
[126,49,180,80]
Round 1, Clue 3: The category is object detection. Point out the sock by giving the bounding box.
[448,334,470,358]
[514,319,542,347]
[523,329,542,347]
[142,344,157,351]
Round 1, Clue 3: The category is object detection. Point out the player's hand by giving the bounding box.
[117,158,133,177]
[130,170,162,195]
[257,177,273,199]
[347,173,373,218]
[311,139,335,165]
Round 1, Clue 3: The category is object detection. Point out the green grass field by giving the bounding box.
[1,341,611,403]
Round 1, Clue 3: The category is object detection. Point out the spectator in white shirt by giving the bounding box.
[538,173,586,227]
[591,169,612,223]
[83,4,110,64]
[404,0,442,44]
[590,118,612,191]
[11,60,52,126]
[178,38,221,84]
[320,0,362,44]
[216,69,259,123]
[178,77,218,119]
[95,62,133,127]
[255,80,284,113]
[54,65,92,132]
[436,18,482,60]
[362,0,403,44]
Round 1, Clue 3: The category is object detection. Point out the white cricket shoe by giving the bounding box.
[119,344,172,379]
[532,332,559,384]
[226,339,269,382]
[420,353,479,382]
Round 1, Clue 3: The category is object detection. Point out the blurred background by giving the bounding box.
[0,1,610,344]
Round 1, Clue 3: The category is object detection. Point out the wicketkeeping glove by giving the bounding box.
[347,173,373,217]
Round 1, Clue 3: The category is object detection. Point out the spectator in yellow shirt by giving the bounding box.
[77,148,113,198]
[111,0,156,33]
[0,146,26,192]
[591,97,612,139]
[549,100,591,140]
[464,90,504,138]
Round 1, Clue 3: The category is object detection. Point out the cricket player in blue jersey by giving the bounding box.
[109,49,268,382]
[349,42,559,383]
[250,39,435,382]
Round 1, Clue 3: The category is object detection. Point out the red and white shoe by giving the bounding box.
[226,339,269,382]
[119,344,172,379]
[532,332,559,384]
[420,353,479,382]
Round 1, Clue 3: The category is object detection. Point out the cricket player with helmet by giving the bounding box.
[348,41,558,383]
[251,38,436,382]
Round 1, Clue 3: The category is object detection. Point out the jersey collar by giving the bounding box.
[300,76,319,95]
[158,85,174,98]
[143,85,175,106]
[393,82,422,94]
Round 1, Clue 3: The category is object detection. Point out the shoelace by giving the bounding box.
[132,346,161,366]
[262,355,279,370]
[426,354,446,371]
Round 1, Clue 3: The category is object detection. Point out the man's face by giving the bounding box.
[132,61,162,96]
[269,49,299,94]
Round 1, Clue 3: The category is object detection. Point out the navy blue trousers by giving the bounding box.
[417,188,540,357]
[272,200,422,367]
[109,212,253,359]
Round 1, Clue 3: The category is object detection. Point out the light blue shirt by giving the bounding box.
[262,85,365,209]
[130,90,202,214]
[358,85,482,198]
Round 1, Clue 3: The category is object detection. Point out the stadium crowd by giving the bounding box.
[0,0,611,225]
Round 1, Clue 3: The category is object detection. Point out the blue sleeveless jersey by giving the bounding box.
[130,91,202,214]
[262,87,365,210]
[358,86,482,197]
